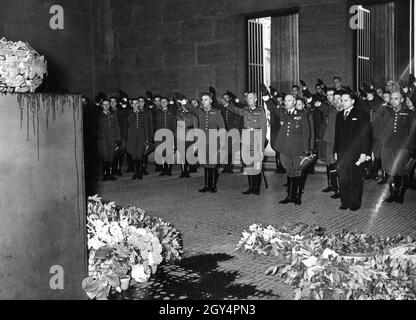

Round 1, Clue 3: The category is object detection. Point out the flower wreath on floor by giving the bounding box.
[236,223,416,300]
[82,195,183,300]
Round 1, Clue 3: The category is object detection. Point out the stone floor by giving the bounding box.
[94,164,416,300]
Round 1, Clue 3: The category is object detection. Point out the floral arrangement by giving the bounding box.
[0,37,47,93]
[237,223,416,300]
[82,195,183,300]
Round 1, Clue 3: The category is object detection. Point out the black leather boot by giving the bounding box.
[243,175,253,194]
[321,165,332,192]
[252,173,261,195]
[184,161,190,178]
[167,164,173,176]
[292,177,301,205]
[397,175,407,204]
[211,168,219,193]
[199,168,210,192]
[126,154,134,173]
[132,160,139,180]
[137,159,143,179]
[385,174,398,203]
[106,161,117,180]
[160,163,167,176]
[179,163,186,178]
[143,156,149,175]
[279,177,293,204]
[102,162,109,181]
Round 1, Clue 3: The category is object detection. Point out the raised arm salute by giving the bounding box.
[225,91,267,195]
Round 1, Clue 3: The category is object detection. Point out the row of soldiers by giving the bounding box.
[83,75,416,209]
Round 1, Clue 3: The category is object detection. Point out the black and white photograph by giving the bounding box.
[1,0,416,308]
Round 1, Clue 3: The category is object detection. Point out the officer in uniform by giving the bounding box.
[143,95,154,175]
[264,92,311,205]
[176,101,198,178]
[225,91,267,195]
[127,97,150,179]
[334,91,371,211]
[181,93,225,193]
[97,99,121,181]
[154,97,177,176]
[268,92,286,173]
[152,95,163,172]
[215,92,244,174]
[380,90,416,203]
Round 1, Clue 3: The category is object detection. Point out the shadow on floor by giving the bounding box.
[111,253,279,300]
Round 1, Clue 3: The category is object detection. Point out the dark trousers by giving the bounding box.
[338,159,365,209]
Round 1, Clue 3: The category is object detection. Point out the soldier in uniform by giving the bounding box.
[154,97,177,176]
[334,91,371,211]
[176,101,198,178]
[127,97,150,179]
[380,90,416,203]
[142,95,154,175]
[180,93,225,193]
[97,99,121,181]
[225,92,267,195]
[264,92,311,205]
[267,92,286,174]
[215,92,244,174]
[152,95,163,173]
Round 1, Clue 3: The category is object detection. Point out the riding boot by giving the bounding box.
[160,163,167,176]
[106,161,117,180]
[321,165,332,192]
[143,156,149,175]
[155,163,162,173]
[132,160,138,180]
[102,161,109,181]
[211,168,218,193]
[397,175,408,204]
[292,176,301,205]
[371,159,381,180]
[279,176,293,204]
[199,168,209,192]
[207,168,213,192]
[111,159,118,176]
[184,160,190,177]
[137,159,143,179]
[117,155,123,176]
[242,175,253,194]
[126,154,134,173]
[252,174,261,195]
[385,174,397,203]
[297,173,307,204]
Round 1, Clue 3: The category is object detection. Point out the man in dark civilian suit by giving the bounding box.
[334,91,371,211]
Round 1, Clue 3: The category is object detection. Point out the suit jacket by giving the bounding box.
[334,106,371,162]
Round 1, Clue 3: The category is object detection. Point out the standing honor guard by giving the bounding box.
[334,91,371,211]
[154,97,177,176]
[176,101,198,178]
[380,90,416,204]
[180,93,225,193]
[127,97,150,180]
[263,87,311,205]
[97,99,121,181]
[224,91,267,195]
[215,91,244,174]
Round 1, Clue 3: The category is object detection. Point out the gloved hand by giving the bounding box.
[209,86,216,97]
[269,85,278,96]
[260,83,269,97]
[300,79,307,88]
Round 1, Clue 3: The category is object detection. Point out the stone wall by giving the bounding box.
[93,0,353,98]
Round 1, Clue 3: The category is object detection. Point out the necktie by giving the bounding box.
[344,110,349,120]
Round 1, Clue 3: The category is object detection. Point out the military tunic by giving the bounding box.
[176,109,198,160]
[271,106,310,177]
[126,110,150,160]
[380,105,416,175]
[97,111,121,161]
[186,104,225,168]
